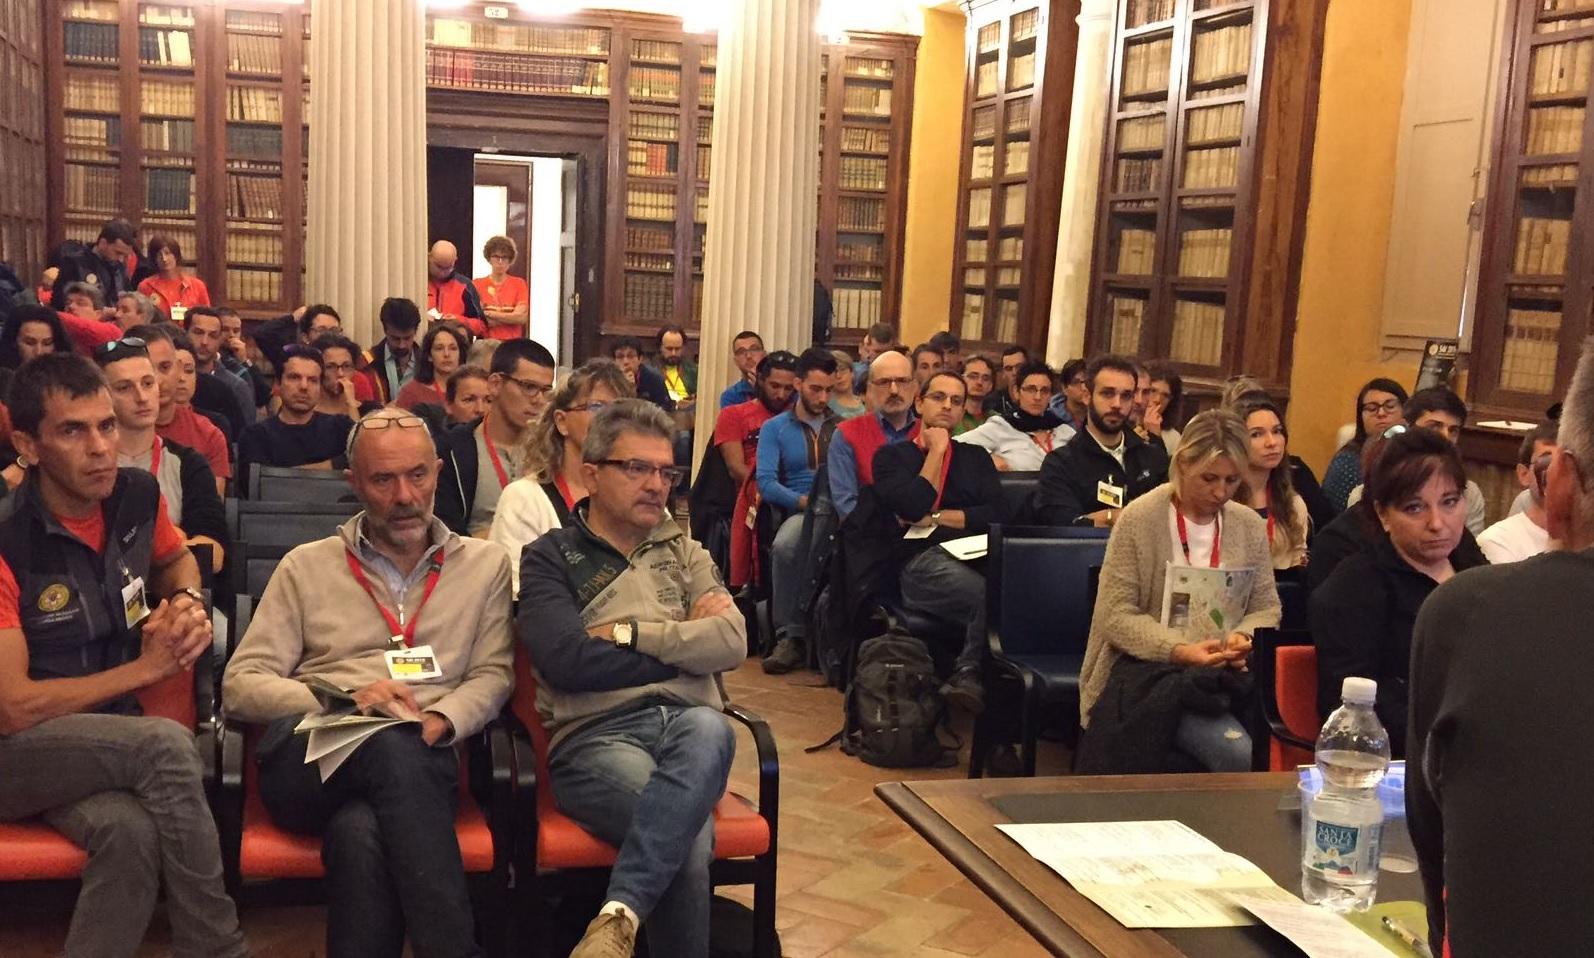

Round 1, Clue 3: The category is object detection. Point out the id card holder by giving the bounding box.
[122,576,150,629]
[1097,480,1125,509]
[385,644,443,682]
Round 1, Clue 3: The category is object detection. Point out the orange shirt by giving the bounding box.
[138,274,212,316]
[474,274,530,341]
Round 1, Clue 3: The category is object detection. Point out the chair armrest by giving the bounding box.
[722,703,779,835]
[496,709,542,870]
[466,717,522,876]
[216,720,246,887]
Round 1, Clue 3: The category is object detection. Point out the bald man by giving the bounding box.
[827,350,920,519]
[427,240,487,338]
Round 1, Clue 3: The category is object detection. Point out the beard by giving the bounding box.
[1088,403,1124,436]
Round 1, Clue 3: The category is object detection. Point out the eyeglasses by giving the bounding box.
[93,337,147,359]
[345,414,427,459]
[923,391,966,405]
[324,361,356,374]
[734,346,766,358]
[593,458,685,485]
[1361,399,1402,417]
[872,377,914,391]
[568,401,610,414]
[1019,384,1052,396]
[501,374,554,397]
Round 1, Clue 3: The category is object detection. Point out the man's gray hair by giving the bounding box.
[345,406,438,467]
[582,398,676,464]
[117,291,156,323]
[1558,338,1594,524]
[64,281,103,309]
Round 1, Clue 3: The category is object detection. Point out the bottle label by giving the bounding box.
[1307,819,1381,880]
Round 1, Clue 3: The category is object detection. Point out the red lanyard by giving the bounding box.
[1264,487,1275,545]
[344,548,446,647]
[149,436,162,475]
[553,473,577,510]
[482,418,512,488]
[1031,430,1053,453]
[1176,510,1221,567]
[917,436,955,513]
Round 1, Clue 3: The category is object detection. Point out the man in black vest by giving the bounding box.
[0,354,247,957]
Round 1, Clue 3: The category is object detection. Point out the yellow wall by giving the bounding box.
[1286,0,1418,471]
[898,6,966,347]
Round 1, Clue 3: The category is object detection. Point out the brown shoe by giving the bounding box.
[569,911,637,958]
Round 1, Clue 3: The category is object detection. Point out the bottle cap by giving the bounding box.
[1342,676,1377,705]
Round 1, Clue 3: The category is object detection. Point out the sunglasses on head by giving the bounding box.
[93,337,148,360]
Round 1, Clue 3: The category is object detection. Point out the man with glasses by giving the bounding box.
[874,371,1011,714]
[757,348,840,674]
[225,406,514,958]
[435,337,556,537]
[238,344,356,479]
[1034,354,1170,526]
[828,350,919,520]
[1046,357,1089,431]
[519,399,745,958]
[718,330,766,409]
[1478,423,1558,563]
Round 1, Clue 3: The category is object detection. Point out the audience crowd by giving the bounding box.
[0,215,1582,957]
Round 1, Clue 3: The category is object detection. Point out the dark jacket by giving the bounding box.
[433,417,481,536]
[1289,455,1336,535]
[1034,428,1168,525]
[49,243,129,310]
[1075,658,1252,774]
[648,356,699,401]
[1309,534,1485,755]
[1306,504,1486,595]
[633,362,675,413]
[166,438,228,551]
[192,371,247,440]
[872,439,1009,562]
[359,340,414,405]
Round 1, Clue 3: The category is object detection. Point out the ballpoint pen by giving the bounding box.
[1382,916,1435,958]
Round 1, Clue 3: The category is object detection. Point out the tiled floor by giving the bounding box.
[0,659,1075,957]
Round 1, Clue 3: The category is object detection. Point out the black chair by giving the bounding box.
[248,465,355,503]
[231,499,361,549]
[971,524,1110,778]
[996,471,1041,525]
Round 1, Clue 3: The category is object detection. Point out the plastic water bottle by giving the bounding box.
[1301,676,1391,912]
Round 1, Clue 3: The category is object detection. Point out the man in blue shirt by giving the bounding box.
[718,330,766,409]
[757,348,839,673]
[827,350,918,521]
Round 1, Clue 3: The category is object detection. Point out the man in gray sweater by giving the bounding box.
[519,399,746,958]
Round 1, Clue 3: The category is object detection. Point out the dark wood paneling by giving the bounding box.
[426,145,476,251]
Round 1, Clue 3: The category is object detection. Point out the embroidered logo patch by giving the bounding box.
[38,583,71,613]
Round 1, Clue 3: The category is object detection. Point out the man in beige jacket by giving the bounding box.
[223,407,514,958]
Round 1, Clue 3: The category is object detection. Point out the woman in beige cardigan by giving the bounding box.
[1079,409,1282,771]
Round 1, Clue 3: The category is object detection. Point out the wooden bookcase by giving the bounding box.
[0,0,47,286]
[1470,0,1594,418]
[950,0,1078,354]
[1084,0,1324,390]
[819,34,917,343]
[44,0,307,316]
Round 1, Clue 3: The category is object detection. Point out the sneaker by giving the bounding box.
[762,636,806,675]
[569,911,636,958]
[940,667,986,715]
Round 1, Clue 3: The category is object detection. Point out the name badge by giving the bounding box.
[122,577,150,629]
[1097,480,1125,508]
[385,645,443,682]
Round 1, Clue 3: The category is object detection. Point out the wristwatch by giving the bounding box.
[173,586,206,608]
[612,619,637,650]
[931,510,943,526]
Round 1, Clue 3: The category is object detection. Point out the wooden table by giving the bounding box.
[877,772,1425,957]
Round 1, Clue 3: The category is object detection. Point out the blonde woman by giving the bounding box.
[1079,409,1281,772]
[489,359,634,591]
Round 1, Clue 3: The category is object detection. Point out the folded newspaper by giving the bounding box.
[293,677,419,781]
[1160,564,1254,644]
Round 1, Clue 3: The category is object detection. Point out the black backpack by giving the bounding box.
[825,625,956,768]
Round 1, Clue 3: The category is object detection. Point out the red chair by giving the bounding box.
[0,629,214,881]
[215,596,523,956]
[1254,627,1319,770]
[508,648,779,958]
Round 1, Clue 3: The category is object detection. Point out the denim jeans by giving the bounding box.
[0,713,247,958]
[255,717,481,958]
[899,546,986,672]
[1174,710,1253,772]
[769,513,807,641]
[550,703,736,958]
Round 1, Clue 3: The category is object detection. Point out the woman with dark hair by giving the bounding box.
[395,321,471,410]
[0,305,73,402]
[1142,360,1184,455]
[1310,428,1487,755]
[137,233,211,319]
[1321,377,1409,512]
[1235,396,1310,569]
[955,359,1075,470]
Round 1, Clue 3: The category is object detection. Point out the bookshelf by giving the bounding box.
[1085,0,1325,390]
[1469,0,1594,418]
[950,0,1079,353]
[45,0,308,316]
[1,0,47,286]
[817,34,918,343]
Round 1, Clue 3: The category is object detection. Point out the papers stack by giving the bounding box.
[294,678,419,781]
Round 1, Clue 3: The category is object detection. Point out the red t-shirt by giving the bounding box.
[157,404,232,480]
[0,496,186,629]
[474,274,530,341]
[713,399,777,468]
[58,311,120,355]
[427,277,487,337]
[137,274,212,314]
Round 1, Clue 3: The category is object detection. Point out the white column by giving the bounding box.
[692,0,823,464]
[1044,0,1117,366]
[303,0,428,346]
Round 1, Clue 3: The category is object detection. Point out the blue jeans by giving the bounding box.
[1174,710,1253,772]
[770,513,806,641]
[550,703,735,958]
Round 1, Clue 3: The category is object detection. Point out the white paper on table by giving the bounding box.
[996,821,1283,928]
[1229,894,1391,958]
[940,533,988,561]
